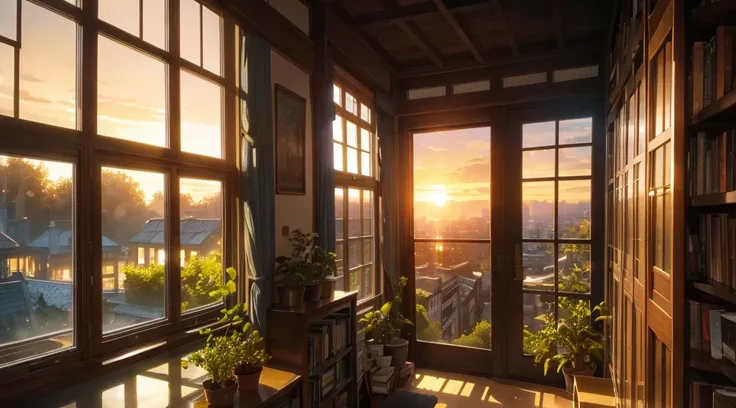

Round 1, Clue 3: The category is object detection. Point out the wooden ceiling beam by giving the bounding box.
[552,0,565,50]
[431,0,483,62]
[353,0,491,29]
[398,20,444,68]
[489,0,519,57]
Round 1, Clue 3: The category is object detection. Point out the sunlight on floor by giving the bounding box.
[407,369,573,408]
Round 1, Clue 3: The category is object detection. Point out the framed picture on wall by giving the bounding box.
[274,84,307,195]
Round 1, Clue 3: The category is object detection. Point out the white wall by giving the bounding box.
[268,0,310,35]
[271,49,313,257]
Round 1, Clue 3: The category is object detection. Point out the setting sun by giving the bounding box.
[428,186,448,207]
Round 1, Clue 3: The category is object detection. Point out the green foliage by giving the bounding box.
[275,229,336,287]
[360,277,413,343]
[123,253,227,311]
[452,320,491,349]
[415,289,432,301]
[419,321,443,343]
[182,335,241,389]
[525,300,608,376]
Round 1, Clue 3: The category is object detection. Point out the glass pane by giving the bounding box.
[101,167,166,334]
[363,238,373,266]
[522,149,554,179]
[332,115,343,142]
[0,155,75,367]
[142,0,167,50]
[348,240,360,269]
[522,243,554,291]
[413,127,491,239]
[523,181,555,239]
[522,293,555,355]
[559,244,591,294]
[202,7,221,75]
[346,121,358,148]
[345,92,357,115]
[415,242,491,349]
[20,2,77,129]
[558,117,592,145]
[98,36,166,148]
[335,242,344,277]
[99,0,139,37]
[361,129,371,152]
[558,146,592,177]
[361,264,373,301]
[333,84,341,106]
[349,267,362,295]
[348,189,360,238]
[347,147,358,174]
[522,121,555,148]
[0,0,17,40]
[335,188,344,240]
[638,85,645,155]
[558,297,590,325]
[360,103,371,123]
[180,0,201,65]
[558,180,591,239]
[361,152,371,176]
[180,178,223,313]
[627,95,635,162]
[333,142,343,171]
[362,190,373,236]
[0,44,14,117]
[181,71,222,158]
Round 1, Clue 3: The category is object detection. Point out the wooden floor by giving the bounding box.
[407,369,573,408]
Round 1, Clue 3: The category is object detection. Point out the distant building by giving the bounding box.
[128,217,222,266]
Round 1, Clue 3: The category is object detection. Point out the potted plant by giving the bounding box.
[275,256,307,308]
[359,277,414,367]
[277,230,337,303]
[311,244,337,299]
[526,299,608,393]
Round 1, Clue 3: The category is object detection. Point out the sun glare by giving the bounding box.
[429,185,448,207]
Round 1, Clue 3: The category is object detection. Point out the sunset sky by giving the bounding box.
[0,0,223,201]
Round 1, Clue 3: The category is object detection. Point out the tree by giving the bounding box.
[416,304,443,342]
[452,320,491,349]
[99,170,159,245]
[0,157,54,238]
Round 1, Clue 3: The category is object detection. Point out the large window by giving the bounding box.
[333,80,378,302]
[0,0,238,370]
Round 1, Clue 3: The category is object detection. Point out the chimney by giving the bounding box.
[48,221,60,255]
[0,175,7,234]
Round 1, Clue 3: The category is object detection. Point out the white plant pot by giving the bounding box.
[376,356,393,368]
[368,344,384,358]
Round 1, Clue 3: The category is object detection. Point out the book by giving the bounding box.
[693,42,706,114]
[714,388,736,408]
[371,367,395,383]
[716,27,736,99]
[712,308,726,359]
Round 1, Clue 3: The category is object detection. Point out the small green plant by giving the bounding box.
[183,335,241,389]
[360,277,414,343]
[276,229,336,285]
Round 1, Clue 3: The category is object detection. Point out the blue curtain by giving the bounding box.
[315,49,336,251]
[377,92,399,287]
[241,32,274,334]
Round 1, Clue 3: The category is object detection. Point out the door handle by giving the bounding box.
[514,243,524,281]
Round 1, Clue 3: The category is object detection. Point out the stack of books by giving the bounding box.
[689,131,736,196]
[688,300,725,358]
[691,26,736,115]
[370,366,395,395]
[308,369,337,408]
[307,313,351,370]
[689,213,736,285]
[395,362,415,389]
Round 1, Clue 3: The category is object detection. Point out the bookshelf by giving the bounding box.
[267,291,358,408]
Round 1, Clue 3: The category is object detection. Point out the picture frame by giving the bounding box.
[274,84,307,195]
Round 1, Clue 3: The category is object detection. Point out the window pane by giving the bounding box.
[522,121,555,148]
[0,44,13,117]
[523,181,555,239]
[348,240,361,269]
[348,188,360,238]
[361,152,371,176]
[360,103,371,123]
[363,238,373,266]
[361,265,373,301]
[181,71,222,158]
[20,2,77,129]
[101,167,166,334]
[522,293,555,354]
[558,117,592,145]
[361,129,371,152]
[345,92,357,115]
[333,142,343,171]
[333,115,343,142]
[99,0,139,37]
[98,36,166,147]
[142,0,167,50]
[522,149,554,179]
[347,147,358,174]
[415,242,491,349]
[202,6,221,75]
[558,180,591,239]
[638,86,645,155]
[333,84,341,106]
[335,241,344,290]
[180,178,223,313]
[0,0,17,40]
[335,188,344,240]
[522,242,554,291]
[558,244,591,294]
[362,190,373,236]
[346,121,358,148]
[0,155,75,367]
[558,146,592,177]
[180,0,201,65]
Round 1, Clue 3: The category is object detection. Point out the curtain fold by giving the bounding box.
[241,32,274,335]
[377,94,399,288]
[315,48,336,251]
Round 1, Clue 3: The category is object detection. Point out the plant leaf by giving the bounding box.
[226,280,237,294]
[226,267,237,280]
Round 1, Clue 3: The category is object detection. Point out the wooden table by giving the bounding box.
[190,366,301,407]
[572,375,616,408]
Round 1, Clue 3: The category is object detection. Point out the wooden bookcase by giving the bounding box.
[267,291,358,408]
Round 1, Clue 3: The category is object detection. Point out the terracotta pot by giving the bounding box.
[320,278,336,299]
[304,282,322,302]
[562,366,595,394]
[203,379,237,407]
[235,364,263,394]
[277,286,305,308]
[384,338,409,368]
